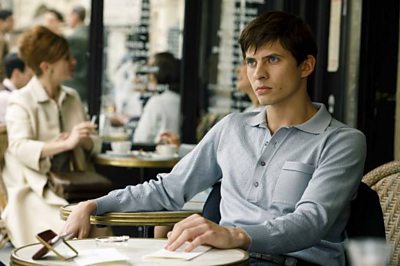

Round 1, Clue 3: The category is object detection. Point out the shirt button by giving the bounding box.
[260,161,266,166]
[254,182,259,187]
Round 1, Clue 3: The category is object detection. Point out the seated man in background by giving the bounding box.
[63,11,366,265]
[0,53,32,123]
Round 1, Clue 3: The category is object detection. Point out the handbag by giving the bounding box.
[48,171,112,202]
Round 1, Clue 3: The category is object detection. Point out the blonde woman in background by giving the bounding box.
[1,26,101,246]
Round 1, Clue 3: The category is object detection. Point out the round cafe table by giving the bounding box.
[10,238,249,266]
[60,204,202,227]
[60,203,204,238]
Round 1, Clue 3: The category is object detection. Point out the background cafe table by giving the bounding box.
[94,152,179,184]
[94,152,179,169]
[11,238,250,266]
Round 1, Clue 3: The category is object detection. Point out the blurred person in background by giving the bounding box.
[64,5,89,104]
[43,8,64,35]
[133,52,181,143]
[0,9,14,81]
[1,26,101,246]
[0,53,32,123]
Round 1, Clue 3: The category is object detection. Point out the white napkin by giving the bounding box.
[73,248,129,266]
[142,242,211,261]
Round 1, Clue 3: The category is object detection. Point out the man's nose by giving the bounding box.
[253,63,269,80]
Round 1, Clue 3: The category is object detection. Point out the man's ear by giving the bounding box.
[300,55,316,78]
[11,68,21,79]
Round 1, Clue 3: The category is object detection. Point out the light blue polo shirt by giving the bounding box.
[97,103,366,266]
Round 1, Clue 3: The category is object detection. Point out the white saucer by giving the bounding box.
[105,150,134,157]
[139,152,179,161]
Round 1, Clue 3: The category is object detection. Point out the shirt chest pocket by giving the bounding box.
[272,161,315,207]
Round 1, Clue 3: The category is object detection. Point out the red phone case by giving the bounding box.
[32,229,58,260]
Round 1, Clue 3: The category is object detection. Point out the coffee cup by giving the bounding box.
[111,141,132,154]
[156,144,178,156]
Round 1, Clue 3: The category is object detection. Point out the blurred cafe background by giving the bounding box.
[1,0,399,172]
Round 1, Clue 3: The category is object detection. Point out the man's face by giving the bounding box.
[245,41,312,107]
[67,12,79,28]
[0,16,14,33]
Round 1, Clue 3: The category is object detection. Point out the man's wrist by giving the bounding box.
[229,227,251,250]
[79,199,97,215]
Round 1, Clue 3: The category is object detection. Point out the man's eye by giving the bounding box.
[246,59,256,67]
[267,56,279,64]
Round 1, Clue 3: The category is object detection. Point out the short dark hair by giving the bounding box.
[4,53,25,78]
[151,52,181,93]
[46,8,64,22]
[72,5,86,22]
[239,11,318,65]
[0,9,12,21]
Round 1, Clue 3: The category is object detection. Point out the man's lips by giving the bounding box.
[255,86,272,94]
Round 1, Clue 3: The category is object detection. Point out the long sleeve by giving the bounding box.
[96,119,225,214]
[6,100,50,173]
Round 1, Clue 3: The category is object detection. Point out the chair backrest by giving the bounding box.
[346,182,385,239]
[0,124,8,211]
[362,161,400,266]
[202,182,221,223]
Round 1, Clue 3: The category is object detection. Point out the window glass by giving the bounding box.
[101,0,184,141]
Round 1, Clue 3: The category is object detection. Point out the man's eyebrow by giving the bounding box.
[262,53,282,59]
[245,52,283,60]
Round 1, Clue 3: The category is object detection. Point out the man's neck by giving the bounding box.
[266,99,317,134]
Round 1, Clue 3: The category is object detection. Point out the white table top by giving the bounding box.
[11,238,249,266]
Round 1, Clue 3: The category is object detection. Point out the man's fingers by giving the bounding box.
[185,230,214,252]
[166,219,213,251]
[166,225,202,251]
[166,214,203,247]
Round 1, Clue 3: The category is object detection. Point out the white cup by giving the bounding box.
[156,144,178,156]
[111,141,132,154]
[346,238,392,266]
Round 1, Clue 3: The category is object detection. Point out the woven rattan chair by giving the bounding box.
[0,124,7,211]
[0,124,9,247]
[363,160,400,266]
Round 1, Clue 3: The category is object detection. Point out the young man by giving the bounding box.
[0,53,32,123]
[64,11,366,265]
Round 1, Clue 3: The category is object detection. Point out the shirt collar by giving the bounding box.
[29,76,72,104]
[247,102,332,134]
[2,78,17,91]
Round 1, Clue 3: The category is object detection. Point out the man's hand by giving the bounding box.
[164,214,251,252]
[61,200,97,239]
